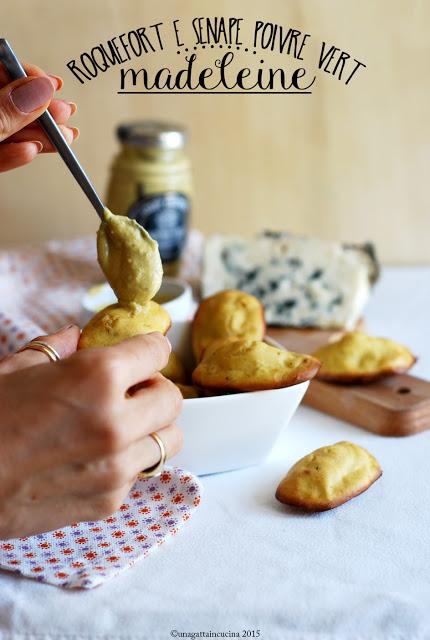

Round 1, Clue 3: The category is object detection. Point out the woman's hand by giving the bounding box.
[0,63,78,172]
[0,326,183,539]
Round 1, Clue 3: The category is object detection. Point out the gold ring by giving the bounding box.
[140,432,166,478]
[18,340,61,363]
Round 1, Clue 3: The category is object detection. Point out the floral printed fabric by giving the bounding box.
[0,468,202,589]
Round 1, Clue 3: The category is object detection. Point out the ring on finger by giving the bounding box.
[140,432,166,478]
[17,339,61,363]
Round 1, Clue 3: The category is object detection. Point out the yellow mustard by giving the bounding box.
[97,208,163,306]
[106,121,193,275]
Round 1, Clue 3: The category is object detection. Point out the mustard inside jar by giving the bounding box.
[106,121,193,275]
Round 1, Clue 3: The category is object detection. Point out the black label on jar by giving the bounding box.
[127,192,189,262]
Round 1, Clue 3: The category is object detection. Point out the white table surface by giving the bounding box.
[1,266,429,640]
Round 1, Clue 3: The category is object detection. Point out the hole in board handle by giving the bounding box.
[397,387,411,395]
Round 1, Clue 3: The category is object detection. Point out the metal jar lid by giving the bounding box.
[117,121,187,150]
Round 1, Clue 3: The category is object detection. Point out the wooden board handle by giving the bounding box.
[303,374,430,436]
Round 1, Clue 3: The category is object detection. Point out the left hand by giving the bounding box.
[0,327,183,538]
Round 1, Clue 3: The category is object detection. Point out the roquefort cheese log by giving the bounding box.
[202,232,379,330]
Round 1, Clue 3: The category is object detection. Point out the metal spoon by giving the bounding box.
[0,38,105,220]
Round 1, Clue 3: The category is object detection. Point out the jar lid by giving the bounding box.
[117,121,187,150]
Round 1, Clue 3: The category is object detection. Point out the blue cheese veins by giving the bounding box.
[202,233,379,329]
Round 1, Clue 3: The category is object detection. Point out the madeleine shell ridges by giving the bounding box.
[192,336,320,392]
[276,441,382,511]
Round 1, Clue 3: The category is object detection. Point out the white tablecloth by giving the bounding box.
[1,266,429,640]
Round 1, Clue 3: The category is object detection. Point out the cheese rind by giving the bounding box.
[203,233,379,329]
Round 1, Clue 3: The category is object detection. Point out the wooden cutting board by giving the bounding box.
[267,326,430,437]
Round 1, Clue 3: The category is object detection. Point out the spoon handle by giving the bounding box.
[0,38,105,221]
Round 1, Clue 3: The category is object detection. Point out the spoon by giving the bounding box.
[0,38,105,220]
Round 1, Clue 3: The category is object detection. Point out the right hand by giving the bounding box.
[0,63,78,172]
[0,327,183,539]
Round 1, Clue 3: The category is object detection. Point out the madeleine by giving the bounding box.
[276,441,382,511]
[192,289,265,361]
[192,337,320,392]
[175,383,201,399]
[161,351,188,384]
[78,301,171,349]
[313,331,416,383]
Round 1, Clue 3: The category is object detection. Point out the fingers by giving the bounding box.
[0,324,81,374]
[7,98,77,134]
[104,332,172,390]
[22,423,183,500]
[141,423,183,466]
[65,332,173,411]
[1,370,183,479]
[0,121,78,171]
[127,374,183,440]
[0,64,77,170]
[6,123,79,151]
[3,479,135,539]
[0,141,42,172]
[0,62,62,89]
[4,424,183,537]
[1,124,78,171]
[0,76,54,142]
[48,98,77,123]
[76,423,183,495]
[125,374,183,441]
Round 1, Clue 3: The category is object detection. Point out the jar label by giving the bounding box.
[127,192,189,262]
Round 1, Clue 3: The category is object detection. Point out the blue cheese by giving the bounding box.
[202,232,379,329]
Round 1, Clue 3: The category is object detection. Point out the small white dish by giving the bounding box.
[168,321,309,476]
[81,278,194,323]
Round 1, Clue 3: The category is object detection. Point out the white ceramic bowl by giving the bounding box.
[168,321,309,476]
[81,278,194,323]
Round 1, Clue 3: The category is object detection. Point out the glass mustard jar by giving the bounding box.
[106,121,193,275]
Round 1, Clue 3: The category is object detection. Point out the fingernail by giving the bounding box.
[29,141,43,154]
[58,324,75,332]
[71,126,80,140]
[68,101,77,116]
[11,77,53,114]
[48,74,63,91]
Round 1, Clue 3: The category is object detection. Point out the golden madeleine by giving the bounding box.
[276,441,382,511]
[192,337,320,392]
[192,289,265,361]
[175,383,201,399]
[313,331,416,383]
[161,351,188,384]
[78,301,171,349]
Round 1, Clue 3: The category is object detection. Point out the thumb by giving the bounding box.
[0,324,81,374]
[0,76,54,142]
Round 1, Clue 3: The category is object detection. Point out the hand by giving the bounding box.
[0,63,78,172]
[0,327,183,539]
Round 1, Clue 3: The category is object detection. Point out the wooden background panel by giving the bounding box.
[0,0,429,263]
